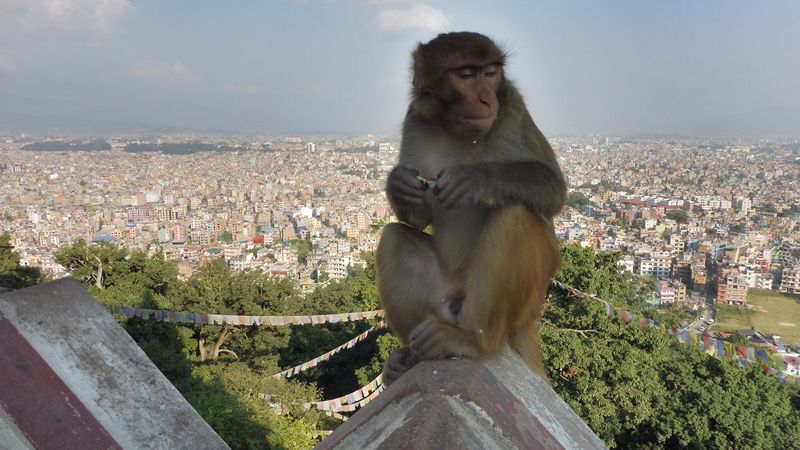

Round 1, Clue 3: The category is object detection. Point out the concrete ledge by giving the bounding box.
[316,350,606,450]
[0,278,228,450]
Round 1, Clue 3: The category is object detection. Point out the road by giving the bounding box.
[684,289,717,334]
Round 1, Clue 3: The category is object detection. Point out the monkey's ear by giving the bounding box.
[410,91,440,120]
[411,46,430,92]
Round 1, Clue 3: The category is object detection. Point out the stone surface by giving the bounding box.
[315,351,607,450]
[0,278,229,450]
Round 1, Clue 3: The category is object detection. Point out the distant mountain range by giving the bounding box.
[681,107,800,138]
[0,92,234,134]
[0,92,155,133]
[1,91,798,137]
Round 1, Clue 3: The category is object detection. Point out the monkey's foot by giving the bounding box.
[408,316,478,362]
[382,347,415,386]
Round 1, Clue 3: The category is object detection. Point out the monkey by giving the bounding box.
[376,32,566,386]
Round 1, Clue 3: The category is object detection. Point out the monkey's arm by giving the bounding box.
[386,165,434,230]
[435,161,566,219]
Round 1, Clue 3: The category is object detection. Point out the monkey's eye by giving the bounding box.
[484,64,499,77]
[455,66,478,78]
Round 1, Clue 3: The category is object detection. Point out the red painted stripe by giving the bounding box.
[0,313,121,450]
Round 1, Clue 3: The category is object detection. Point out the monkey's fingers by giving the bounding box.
[432,170,448,196]
[392,165,428,189]
[408,317,460,360]
[402,175,430,192]
[437,183,472,209]
[390,177,426,196]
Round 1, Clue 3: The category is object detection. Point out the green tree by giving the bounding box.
[182,362,324,450]
[0,233,18,274]
[542,291,800,448]
[54,240,129,290]
[220,231,234,244]
[171,259,244,362]
[55,241,178,307]
[355,332,401,386]
[556,243,651,309]
[666,209,689,223]
[291,239,312,264]
[758,203,776,214]
[0,233,44,289]
[567,191,592,210]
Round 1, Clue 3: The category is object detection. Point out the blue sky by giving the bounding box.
[0,1,798,136]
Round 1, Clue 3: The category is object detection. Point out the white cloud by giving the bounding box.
[374,3,449,32]
[13,0,134,36]
[294,0,418,5]
[132,59,195,83]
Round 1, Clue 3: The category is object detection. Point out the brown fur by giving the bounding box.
[377,32,566,385]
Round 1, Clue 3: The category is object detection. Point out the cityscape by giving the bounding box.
[2,134,798,313]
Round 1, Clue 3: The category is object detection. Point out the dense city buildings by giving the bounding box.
[0,134,392,294]
[552,136,799,306]
[1,134,798,304]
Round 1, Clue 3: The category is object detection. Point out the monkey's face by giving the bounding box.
[443,63,502,141]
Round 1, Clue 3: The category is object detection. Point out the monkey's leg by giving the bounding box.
[377,223,448,341]
[376,223,449,384]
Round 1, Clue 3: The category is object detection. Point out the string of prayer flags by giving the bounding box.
[323,412,347,422]
[107,304,384,327]
[552,280,796,383]
[262,375,385,415]
[271,324,384,378]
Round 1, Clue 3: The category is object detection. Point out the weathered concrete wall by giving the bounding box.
[0,278,229,450]
[316,350,607,450]
[0,407,35,450]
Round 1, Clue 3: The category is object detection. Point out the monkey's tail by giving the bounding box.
[511,324,548,380]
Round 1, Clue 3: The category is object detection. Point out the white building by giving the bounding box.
[637,252,672,278]
[781,266,800,295]
[323,255,351,281]
[618,255,635,274]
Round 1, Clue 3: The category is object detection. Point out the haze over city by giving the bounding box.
[1,0,799,136]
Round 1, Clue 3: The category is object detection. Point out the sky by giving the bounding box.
[0,0,798,136]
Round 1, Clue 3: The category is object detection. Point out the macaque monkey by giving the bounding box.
[377,32,566,385]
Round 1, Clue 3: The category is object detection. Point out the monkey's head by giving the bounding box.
[410,32,508,142]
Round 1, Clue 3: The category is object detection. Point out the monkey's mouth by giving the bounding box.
[460,115,497,130]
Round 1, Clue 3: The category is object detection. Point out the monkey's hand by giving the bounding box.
[387,165,429,209]
[433,164,489,209]
[408,315,481,362]
[382,347,415,386]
